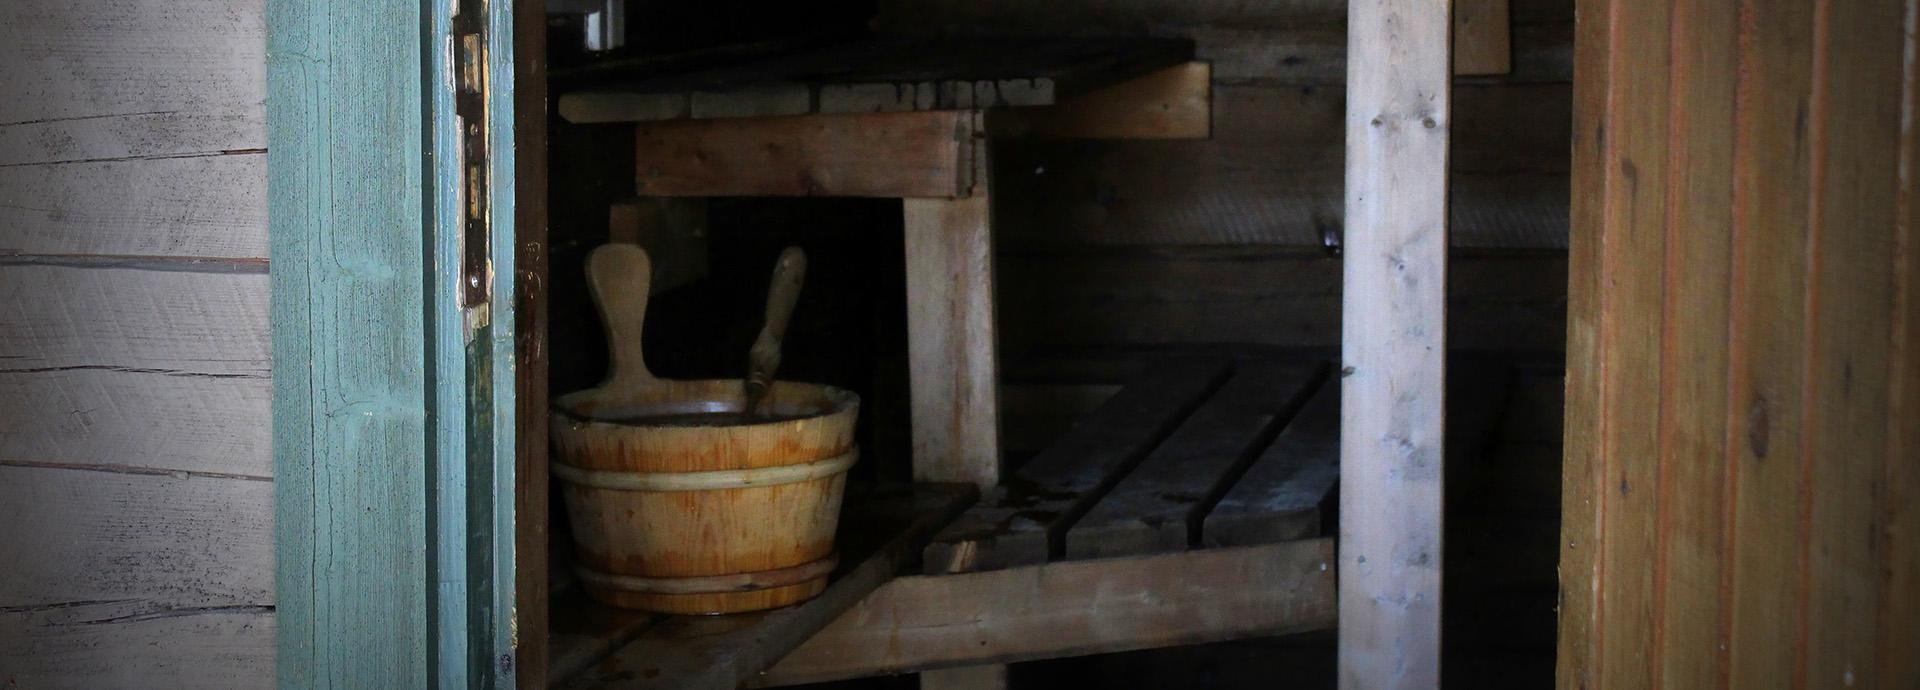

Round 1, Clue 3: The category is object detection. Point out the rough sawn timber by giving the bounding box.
[756,539,1338,686]
[1338,0,1452,685]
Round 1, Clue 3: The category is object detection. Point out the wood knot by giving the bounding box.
[1747,395,1771,459]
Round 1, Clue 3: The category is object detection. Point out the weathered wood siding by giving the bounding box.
[0,1,273,687]
[1559,0,1920,686]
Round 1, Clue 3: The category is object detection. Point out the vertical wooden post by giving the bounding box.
[904,121,1004,690]
[1339,0,1450,686]
[513,0,551,686]
[903,192,1002,489]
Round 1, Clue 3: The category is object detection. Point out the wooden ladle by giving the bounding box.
[585,243,661,397]
[744,247,807,418]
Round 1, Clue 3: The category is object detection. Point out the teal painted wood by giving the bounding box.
[481,0,522,684]
[428,0,473,684]
[430,0,522,685]
[269,0,431,685]
[273,0,520,686]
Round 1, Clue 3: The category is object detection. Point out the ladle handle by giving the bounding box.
[746,247,807,411]
[586,244,660,393]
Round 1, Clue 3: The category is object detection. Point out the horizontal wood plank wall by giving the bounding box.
[876,0,1573,355]
[997,248,1569,354]
[1557,0,1920,685]
[0,0,273,686]
[879,0,1573,250]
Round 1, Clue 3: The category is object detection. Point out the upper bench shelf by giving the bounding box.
[557,36,1194,124]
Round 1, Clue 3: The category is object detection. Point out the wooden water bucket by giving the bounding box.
[551,245,859,614]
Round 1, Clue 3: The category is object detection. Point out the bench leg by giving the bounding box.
[903,195,1001,489]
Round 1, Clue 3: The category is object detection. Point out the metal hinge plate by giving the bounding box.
[454,1,490,308]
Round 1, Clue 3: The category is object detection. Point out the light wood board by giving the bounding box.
[1338,0,1451,684]
[904,194,1002,488]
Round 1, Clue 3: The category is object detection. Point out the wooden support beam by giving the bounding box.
[1453,0,1512,75]
[904,191,1002,489]
[754,539,1337,687]
[1340,0,1450,685]
[988,61,1213,140]
[631,111,980,198]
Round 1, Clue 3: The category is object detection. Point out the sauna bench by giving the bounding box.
[747,352,1530,687]
[546,351,1530,688]
[555,36,1212,492]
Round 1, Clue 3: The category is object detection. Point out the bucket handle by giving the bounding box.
[586,244,660,393]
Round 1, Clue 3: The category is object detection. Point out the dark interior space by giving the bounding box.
[541,0,1569,687]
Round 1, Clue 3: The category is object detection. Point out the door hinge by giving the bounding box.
[454,1,491,308]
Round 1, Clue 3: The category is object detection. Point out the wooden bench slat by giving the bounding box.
[1064,360,1326,560]
[923,357,1233,574]
[1202,372,1339,547]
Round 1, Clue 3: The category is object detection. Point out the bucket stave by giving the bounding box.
[552,379,860,614]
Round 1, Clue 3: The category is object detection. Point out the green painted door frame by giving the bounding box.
[269,0,519,686]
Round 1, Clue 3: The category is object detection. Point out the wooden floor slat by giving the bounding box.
[1064,360,1324,560]
[923,357,1233,574]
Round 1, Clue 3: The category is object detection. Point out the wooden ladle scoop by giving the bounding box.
[744,247,807,418]
[585,243,661,397]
